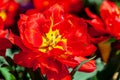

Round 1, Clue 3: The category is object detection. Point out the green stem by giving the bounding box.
[27,68,45,80]
[70,56,96,78]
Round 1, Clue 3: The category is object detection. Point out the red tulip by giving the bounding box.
[0,0,19,28]
[85,1,120,41]
[12,4,96,80]
[0,18,12,56]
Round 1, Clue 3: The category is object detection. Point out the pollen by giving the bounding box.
[0,11,7,21]
[38,16,67,53]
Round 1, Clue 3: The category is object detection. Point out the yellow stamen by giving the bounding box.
[0,11,7,21]
[38,16,67,53]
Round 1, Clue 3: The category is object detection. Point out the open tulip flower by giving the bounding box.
[85,1,120,41]
[11,4,96,80]
[0,0,19,28]
[0,18,12,56]
[0,0,18,56]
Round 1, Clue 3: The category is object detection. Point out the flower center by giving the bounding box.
[38,17,67,53]
[0,11,7,21]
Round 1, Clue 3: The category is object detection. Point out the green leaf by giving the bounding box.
[0,67,16,80]
[115,0,120,7]
[107,37,116,43]
[0,56,9,67]
[84,0,103,13]
[116,50,120,55]
[88,0,103,5]
[6,49,13,58]
[72,71,97,80]
[97,54,120,80]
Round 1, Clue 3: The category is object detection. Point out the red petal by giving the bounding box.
[100,1,117,20]
[8,33,31,51]
[14,51,41,68]
[58,56,96,72]
[44,4,64,25]
[100,1,120,39]
[85,8,107,33]
[33,0,61,11]
[47,48,65,56]
[0,38,12,50]
[0,49,6,56]
[0,18,4,30]
[45,59,71,80]
[85,8,98,19]
[18,13,45,48]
